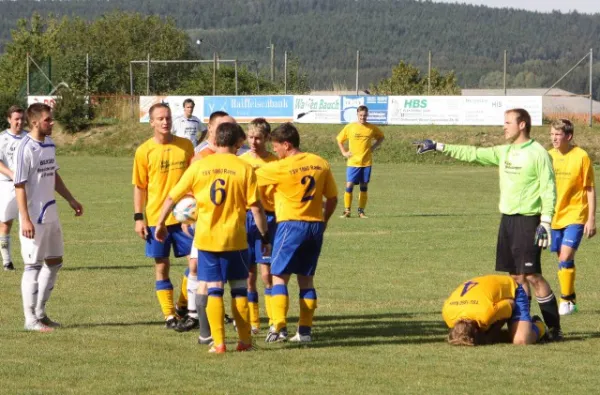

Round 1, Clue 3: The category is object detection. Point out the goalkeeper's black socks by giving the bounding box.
[537,293,560,330]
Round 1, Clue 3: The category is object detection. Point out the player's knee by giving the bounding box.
[260,272,272,287]
[525,273,545,288]
[230,279,247,290]
[511,335,528,345]
[45,257,63,266]
[345,186,353,193]
[359,185,368,192]
[0,220,12,233]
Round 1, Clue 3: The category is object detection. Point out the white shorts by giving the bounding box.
[0,181,18,222]
[20,220,64,263]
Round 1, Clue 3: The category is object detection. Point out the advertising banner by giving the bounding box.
[28,96,58,108]
[341,96,388,124]
[139,96,204,123]
[202,96,293,123]
[387,96,543,126]
[293,96,341,123]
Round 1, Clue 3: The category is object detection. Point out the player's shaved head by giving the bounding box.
[506,108,532,135]
[448,319,479,346]
[149,103,171,119]
[26,103,51,126]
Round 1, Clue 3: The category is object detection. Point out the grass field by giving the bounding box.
[2,155,600,394]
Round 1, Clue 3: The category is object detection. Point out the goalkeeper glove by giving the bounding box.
[534,216,552,249]
[413,139,445,154]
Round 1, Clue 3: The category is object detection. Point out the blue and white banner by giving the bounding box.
[341,96,388,124]
[293,96,341,123]
[203,96,293,123]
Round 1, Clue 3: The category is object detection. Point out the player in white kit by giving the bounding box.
[14,103,83,332]
[171,98,207,148]
[0,106,28,271]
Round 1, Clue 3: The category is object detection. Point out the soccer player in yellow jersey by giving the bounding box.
[239,118,278,334]
[155,122,271,354]
[132,103,195,329]
[549,119,596,315]
[336,105,384,218]
[443,275,547,345]
[257,123,338,343]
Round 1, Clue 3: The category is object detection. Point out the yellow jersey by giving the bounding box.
[549,146,595,229]
[256,152,337,222]
[168,153,258,252]
[239,151,278,212]
[336,122,384,167]
[442,275,517,331]
[132,136,194,226]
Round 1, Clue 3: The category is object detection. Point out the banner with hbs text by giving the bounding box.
[135,95,542,126]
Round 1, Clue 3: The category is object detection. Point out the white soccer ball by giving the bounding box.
[172,196,197,224]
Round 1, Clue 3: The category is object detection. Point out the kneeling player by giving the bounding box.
[442,275,546,346]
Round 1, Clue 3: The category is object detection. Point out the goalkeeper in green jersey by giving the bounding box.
[415,108,563,341]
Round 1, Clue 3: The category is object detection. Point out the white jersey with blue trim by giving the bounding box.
[0,129,28,181]
[13,135,59,223]
[172,115,206,147]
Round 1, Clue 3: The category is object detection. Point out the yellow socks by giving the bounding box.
[558,260,576,302]
[271,284,289,332]
[298,288,317,335]
[264,288,273,326]
[206,288,225,346]
[231,289,251,344]
[155,279,175,319]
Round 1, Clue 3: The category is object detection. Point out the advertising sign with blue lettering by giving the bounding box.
[203,96,293,123]
[341,96,388,124]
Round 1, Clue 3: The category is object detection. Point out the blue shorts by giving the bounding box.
[270,221,325,276]
[197,249,249,283]
[346,166,371,185]
[145,224,193,259]
[246,210,277,265]
[551,224,585,252]
[510,284,531,322]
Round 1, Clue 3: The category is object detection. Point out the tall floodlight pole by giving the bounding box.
[428,50,432,95]
[503,50,507,96]
[356,50,360,95]
[590,48,594,127]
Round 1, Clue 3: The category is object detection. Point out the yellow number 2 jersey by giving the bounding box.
[256,152,337,222]
[549,146,595,229]
[132,136,194,226]
[239,151,278,212]
[336,122,384,167]
[442,275,518,331]
[168,153,258,252]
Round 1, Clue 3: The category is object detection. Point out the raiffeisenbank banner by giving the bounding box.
[138,95,543,125]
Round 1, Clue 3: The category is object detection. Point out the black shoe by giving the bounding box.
[174,316,199,332]
[165,317,179,329]
[175,304,188,318]
[224,314,234,324]
[547,327,564,342]
[3,262,14,271]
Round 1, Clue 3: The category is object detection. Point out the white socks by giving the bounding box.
[22,264,42,324]
[35,263,62,319]
[187,275,199,318]
[0,235,10,264]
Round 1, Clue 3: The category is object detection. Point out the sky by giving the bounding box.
[431,0,599,14]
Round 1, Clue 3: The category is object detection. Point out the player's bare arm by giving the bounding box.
[55,172,83,216]
[154,195,177,243]
[133,185,149,240]
[323,196,338,229]
[249,201,272,257]
[371,136,385,152]
[0,161,13,180]
[14,183,34,239]
[585,185,596,238]
[337,140,352,158]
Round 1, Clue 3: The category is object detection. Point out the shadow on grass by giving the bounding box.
[62,265,148,271]
[65,320,162,329]
[382,213,497,218]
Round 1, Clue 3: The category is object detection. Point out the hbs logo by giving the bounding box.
[404,99,428,109]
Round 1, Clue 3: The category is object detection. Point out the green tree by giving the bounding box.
[370,61,460,95]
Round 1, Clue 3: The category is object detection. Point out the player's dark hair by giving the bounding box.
[448,320,480,346]
[183,98,195,107]
[551,118,574,136]
[215,122,246,147]
[209,111,230,124]
[26,103,51,127]
[248,117,271,138]
[271,122,300,148]
[149,103,170,119]
[6,105,24,119]
[357,105,369,113]
[506,108,531,135]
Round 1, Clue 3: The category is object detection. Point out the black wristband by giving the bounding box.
[260,231,270,244]
[134,213,144,221]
